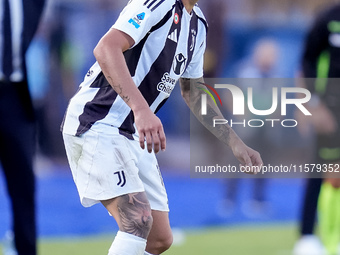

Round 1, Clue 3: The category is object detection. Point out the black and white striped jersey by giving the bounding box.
[62,0,208,138]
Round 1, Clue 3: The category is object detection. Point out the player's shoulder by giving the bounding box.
[193,4,208,31]
[126,0,176,13]
[193,4,206,20]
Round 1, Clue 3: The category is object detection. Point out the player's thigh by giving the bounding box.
[63,130,145,207]
[101,192,153,239]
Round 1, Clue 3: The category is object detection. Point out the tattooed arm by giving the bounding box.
[180,77,263,169]
[94,28,166,153]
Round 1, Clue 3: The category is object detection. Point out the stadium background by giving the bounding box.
[0,0,337,254]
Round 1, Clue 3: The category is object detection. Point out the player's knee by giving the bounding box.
[117,192,153,239]
[159,232,173,252]
[147,230,173,254]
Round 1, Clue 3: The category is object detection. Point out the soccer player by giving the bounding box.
[61,0,263,254]
[294,3,340,255]
[0,0,45,254]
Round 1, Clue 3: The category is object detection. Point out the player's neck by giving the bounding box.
[182,0,198,14]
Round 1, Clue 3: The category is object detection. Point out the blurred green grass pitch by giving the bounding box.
[1,224,298,255]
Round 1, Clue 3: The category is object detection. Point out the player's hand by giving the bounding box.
[230,138,263,174]
[294,108,313,137]
[311,103,337,135]
[134,108,166,153]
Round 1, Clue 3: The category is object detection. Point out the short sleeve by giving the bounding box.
[181,35,206,79]
[112,0,173,47]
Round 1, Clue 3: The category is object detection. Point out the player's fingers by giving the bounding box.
[145,132,153,153]
[158,126,166,152]
[152,130,160,154]
[139,131,145,150]
[252,152,263,172]
[242,154,258,175]
[254,156,263,169]
[242,153,252,167]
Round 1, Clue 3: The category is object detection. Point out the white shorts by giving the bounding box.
[62,129,169,211]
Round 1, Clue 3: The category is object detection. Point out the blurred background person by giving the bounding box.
[219,38,281,218]
[294,2,340,255]
[0,0,45,255]
[198,0,228,78]
[236,38,280,79]
[28,0,125,160]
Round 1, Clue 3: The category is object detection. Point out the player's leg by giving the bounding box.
[63,131,152,255]
[318,179,340,255]
[299,178,322,236]
[0,81,37,255]
[317,134,340,254]
[145,210,173,254]
[137,150,173,254]
[293,178,323,255]
[318,172,340,255]
[294,133,328,255]
[316,132,340,255]
[0,132,36,255]
[102,192,153,255]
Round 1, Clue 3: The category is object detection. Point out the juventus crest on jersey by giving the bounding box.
[62,0,208,139]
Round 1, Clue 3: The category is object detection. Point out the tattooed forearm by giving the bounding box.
[197,101,232,146]
[116,192,152,239]
[180,77,234,146]
[180,78,191,93]
[107,76,130,104]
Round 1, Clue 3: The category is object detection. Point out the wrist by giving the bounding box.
[129,96,150,115]
[132,105,152,117]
